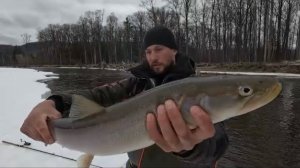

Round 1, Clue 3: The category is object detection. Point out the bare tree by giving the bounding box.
[190,0,201,61]
[129,11,148,61]
[283,0,293,60]
[295,11,300,60]
[182,0,192,56]
[94,10,105,65]
[165,0,182,47]
[263,0,270,62]
[140,0,159,26]
[78,15,89,64]
[106,12,119,63]
[21,33,31,45]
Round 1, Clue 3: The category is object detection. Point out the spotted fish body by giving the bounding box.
[51,76,282,156]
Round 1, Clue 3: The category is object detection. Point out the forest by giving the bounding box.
[2,0,300,66]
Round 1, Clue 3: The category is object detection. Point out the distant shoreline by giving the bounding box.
[0,63,138,71]
[2,62,300,77]
[197,62,300,74]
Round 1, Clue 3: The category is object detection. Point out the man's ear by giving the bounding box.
[172,49,178,56]
[172,49,177,63]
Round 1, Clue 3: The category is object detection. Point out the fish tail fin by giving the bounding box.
[77,153,94,168]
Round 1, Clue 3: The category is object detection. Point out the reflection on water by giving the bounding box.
[36,67,300,168]
[279,82,295,134]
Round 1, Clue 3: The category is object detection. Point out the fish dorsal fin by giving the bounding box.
[69,94,105,118]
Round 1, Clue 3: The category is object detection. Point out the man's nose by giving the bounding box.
[149,52,159,61]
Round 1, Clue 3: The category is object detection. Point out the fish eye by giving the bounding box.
[238,86,253,96]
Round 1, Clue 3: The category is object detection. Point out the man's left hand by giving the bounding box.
[146,99,215,153]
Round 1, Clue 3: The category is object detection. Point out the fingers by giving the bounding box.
[20,123,43,142]
[190,106,215,141]
[146,112,172,152]
[146,100,216,153]
[21,114,54,144]
[36,116,55,144]
[38,110,61,144]
[147,100,195,152]
[48,110,62,120]
[164,100,194,150]
[157,104,181,152]
[45,111,62,143]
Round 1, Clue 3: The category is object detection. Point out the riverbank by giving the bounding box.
[197,62,300,74]
[32,63,139,71]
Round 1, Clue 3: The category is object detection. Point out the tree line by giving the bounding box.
[20,0,300,65]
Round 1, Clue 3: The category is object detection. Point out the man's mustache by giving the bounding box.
[150,62,162,66]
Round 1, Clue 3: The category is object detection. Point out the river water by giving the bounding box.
[36,67,300,168]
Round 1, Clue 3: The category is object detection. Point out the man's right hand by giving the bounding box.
[20,100,62,144]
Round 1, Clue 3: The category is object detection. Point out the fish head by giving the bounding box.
[195,76,282,123]
[236,77,282,115]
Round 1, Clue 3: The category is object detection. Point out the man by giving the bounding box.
[21,26,228,168]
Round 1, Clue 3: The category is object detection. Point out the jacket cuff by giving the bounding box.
[172,123,229,163]
[172,140,211,162]
[172,147,196,158]
[46,95,64,113]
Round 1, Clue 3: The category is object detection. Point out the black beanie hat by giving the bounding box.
[143,26,178,50]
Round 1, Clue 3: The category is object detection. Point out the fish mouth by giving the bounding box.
[241,81,282,114]
[265,82,282,101]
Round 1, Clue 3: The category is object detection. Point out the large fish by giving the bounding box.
[50,76,282,166]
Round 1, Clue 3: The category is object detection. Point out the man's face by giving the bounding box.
[145,45,177,74]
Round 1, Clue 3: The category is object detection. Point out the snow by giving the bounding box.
[0,67,128,167]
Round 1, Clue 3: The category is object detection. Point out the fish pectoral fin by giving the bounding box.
[176,96,198,114]
[177,95,186,108]
[179,96,201,127]
[70,94,105,118]
[77,153,94,168]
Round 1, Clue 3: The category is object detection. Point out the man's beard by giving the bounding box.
[149,61,175,76]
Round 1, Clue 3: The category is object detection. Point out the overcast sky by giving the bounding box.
[0,0,164,45]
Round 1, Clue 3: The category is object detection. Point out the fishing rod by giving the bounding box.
[1,139,101,168]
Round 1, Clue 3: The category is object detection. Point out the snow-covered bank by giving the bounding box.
[32,64,137,71]
[0,67,128,167]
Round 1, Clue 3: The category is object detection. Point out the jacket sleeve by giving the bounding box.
[47,77,147,117]
[172,122,228,164]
